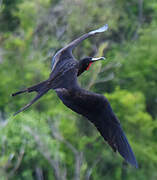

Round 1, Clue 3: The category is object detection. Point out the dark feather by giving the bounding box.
[56,88,138,168]
[12,24,138,167]
[12,80,50,115]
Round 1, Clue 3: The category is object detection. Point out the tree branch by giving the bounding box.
[49,122,84,180]
[90,72,114,88]
[23,125,64,180]
[85,156,101,180]
[132,0,144,40]
[8,148,25,178]
[35,166,44,180]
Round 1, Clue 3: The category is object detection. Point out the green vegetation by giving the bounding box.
[0,0,157,179]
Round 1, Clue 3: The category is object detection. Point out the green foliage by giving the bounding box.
[0,0,157,179]
[0,0,23,32]
[112,21,157,117]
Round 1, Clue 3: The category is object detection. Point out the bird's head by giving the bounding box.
[77,56,105,76]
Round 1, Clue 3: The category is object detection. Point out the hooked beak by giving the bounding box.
[91,57,106,62]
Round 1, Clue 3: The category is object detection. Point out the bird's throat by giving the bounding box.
[86,62,93,70]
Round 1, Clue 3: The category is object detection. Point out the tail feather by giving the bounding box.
[13,88,49,116]
[12,89,27,96]
[12,80,50,115]
[11,80,48,97]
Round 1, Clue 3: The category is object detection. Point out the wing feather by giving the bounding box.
[94,109,138,168]
[51,24,108,71]
[56,88,138,167]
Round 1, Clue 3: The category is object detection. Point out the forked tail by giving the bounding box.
[12,80,50,115]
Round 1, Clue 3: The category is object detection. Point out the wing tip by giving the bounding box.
[113,126,138,168]
[118,135,138,168]
[89,24,108,35]
[126,155,138,168]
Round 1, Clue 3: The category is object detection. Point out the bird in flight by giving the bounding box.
[12,24,138,168]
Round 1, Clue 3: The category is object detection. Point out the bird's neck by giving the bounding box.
[77,60,86,76]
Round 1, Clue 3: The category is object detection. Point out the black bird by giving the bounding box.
[12,24,138,168]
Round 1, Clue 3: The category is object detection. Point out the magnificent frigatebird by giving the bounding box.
[12,24,138,167]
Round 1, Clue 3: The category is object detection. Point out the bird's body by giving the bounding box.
[12,24,138,167]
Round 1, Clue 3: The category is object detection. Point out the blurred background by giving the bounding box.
[0,0,157,179]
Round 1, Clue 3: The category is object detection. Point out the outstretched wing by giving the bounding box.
[56,88,138,167]
[94,111,138,168]
[51,24,108,73]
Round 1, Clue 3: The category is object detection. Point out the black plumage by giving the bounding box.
[12,24,138,168]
